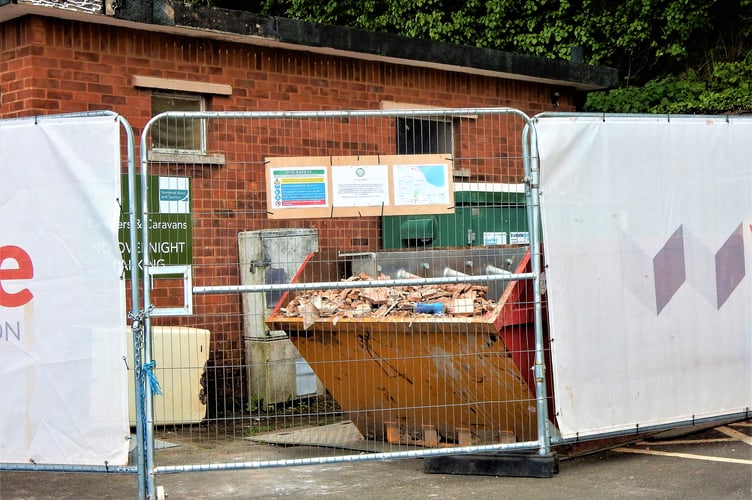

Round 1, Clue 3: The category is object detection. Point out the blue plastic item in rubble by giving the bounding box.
[415,302,444,315]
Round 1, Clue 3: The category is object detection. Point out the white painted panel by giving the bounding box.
[537,115,752,438]
[0,114,128,465]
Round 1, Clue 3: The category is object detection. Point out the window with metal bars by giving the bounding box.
[150,92,206,153]
[396,117,453,154]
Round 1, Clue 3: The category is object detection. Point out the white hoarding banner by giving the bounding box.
[0,115,128,465]
[537,115,752,439]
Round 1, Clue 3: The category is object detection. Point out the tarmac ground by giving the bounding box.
[1,419,750,499]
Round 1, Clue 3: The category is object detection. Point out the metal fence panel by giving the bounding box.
[137,108,549,479]
[0,112,145,494]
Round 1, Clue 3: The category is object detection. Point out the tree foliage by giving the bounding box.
[188,0,752,114]
[586,61,752,114]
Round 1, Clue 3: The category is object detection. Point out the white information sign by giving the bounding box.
[159,176,190,214]
[537,115,752,439]
[331,164,389,207]
[0,114,128,465]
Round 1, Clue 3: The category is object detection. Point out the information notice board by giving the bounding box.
[266,154,454,219]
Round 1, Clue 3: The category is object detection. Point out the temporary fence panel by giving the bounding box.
[137,108,549,477]
[0,112,133,468]
[536,114,752,440]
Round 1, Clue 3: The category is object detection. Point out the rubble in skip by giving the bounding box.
[275,272,497,328]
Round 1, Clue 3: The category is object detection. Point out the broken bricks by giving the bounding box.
[276,273,497,321]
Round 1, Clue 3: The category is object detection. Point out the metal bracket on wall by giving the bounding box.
[250,257,271,273]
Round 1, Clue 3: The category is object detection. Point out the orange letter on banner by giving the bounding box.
[0,245,34,307]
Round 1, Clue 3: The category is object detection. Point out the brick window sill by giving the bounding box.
[148,151,225,166]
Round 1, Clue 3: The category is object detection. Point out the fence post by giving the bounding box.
[118,114,150,500]
[523,122,552,456]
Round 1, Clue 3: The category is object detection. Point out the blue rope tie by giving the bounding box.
[142,360,163,396]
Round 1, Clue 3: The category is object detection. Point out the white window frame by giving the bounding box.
[134,75,230,165]
[150,91,207,155]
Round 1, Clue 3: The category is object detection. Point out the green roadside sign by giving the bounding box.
[119,174,192,278]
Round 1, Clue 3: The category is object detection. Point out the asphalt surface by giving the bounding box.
[1,420,750,499]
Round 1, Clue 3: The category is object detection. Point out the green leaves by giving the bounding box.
[184,0,751,114]
[585,60,752,114]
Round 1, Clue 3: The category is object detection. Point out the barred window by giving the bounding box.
[396,117,453,154]
[150,93,205,153]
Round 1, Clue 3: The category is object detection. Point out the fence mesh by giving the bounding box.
[137,108,548,469]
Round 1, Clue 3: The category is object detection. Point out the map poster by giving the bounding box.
[393,163,450,206]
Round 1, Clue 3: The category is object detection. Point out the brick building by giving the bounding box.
[0,0,617,415]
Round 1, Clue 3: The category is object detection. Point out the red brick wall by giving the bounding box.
[1,15,573,413]
[1,16,573,122]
